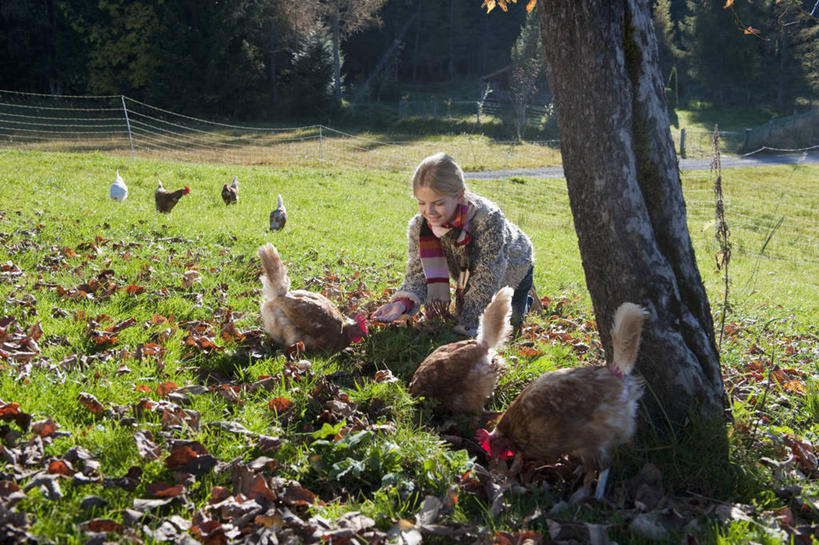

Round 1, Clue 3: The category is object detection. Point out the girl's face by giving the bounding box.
[414,186,462,227]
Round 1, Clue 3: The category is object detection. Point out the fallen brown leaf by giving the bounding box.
[47,460,75,477]
[282,485,321,507]
[268,397,293,413]
[0,480,26,506]
[146,481,185,498]
[134,430,162,461]
[164,445,198,469]
[79,519,123,534]
[157,381,179,396]
[78,392,105,414]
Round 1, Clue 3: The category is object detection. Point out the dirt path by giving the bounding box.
[464,150,819,180]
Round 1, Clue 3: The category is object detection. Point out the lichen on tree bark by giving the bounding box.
[536,0,726,430]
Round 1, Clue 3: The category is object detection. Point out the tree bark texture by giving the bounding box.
[536,0,725,429]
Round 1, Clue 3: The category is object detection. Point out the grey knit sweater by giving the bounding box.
[391,194,534,335]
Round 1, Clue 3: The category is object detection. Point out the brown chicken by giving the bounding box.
[409,286,513,415]
[155,179,191,213]
[258,243,367,354]
[222,176,239,205]
[478,302,649,501]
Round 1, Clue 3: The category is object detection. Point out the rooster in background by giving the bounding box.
[110,170,128,201]
[257,243,367,354]
[409,287,513,415]
[478,302,649,501]
[222,176,239,205]
[155,179,190,213]
[269,194,287,231]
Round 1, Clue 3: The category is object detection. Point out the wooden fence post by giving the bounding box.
[679,128,686,158]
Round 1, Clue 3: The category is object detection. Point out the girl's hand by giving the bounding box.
[372,302,404,322]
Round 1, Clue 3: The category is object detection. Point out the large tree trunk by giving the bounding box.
[536,0,726,430]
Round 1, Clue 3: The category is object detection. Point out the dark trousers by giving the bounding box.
[510,265,534,329]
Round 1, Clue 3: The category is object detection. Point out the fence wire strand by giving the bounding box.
[0,89,817,269]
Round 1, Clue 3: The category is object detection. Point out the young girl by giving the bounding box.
[373,152,534,336]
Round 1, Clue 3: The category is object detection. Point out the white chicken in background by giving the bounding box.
[110,170,128,201]
[269,194,287,231]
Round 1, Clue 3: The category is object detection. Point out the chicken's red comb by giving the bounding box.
[348,312,368,343]
[354,312,368,335]
[475,429,491,453]
[184,186,191,194]
[475,428,514,459]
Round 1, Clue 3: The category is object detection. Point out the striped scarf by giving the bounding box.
[419,202,473,306]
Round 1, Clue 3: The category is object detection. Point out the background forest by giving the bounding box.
[1,0,817,122]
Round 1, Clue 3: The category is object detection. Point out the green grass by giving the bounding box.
[0,149,818,544]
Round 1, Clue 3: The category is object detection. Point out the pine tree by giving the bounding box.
[319,0,387,105]
[282,29,338,116]
[793,13,819,98]
[679,0,766,105]
[263,1,321,107]
[652,0,682,107]
[60,0,162,95]
[509,10,545,140]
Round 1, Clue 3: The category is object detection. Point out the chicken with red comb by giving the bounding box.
[479,302,649,501]
[154,179,190,213]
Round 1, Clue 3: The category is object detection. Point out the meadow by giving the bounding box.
[0,148,817,544]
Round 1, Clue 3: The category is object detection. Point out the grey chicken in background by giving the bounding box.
[269,194,287,231]
[222,176,238,205]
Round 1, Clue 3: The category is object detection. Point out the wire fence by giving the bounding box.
[5,88,812,170]
[1,89,817,273]
[0,88,739,173]
[744,108,819,150]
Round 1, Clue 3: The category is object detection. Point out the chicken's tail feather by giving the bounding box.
[476,286,514,350]
[610,302,649,376]
[257,243,290,299]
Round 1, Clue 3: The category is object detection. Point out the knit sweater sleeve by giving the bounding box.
[458,209,508,335]
[390,215,426,315]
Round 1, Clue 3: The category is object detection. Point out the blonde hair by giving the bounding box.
[411,152,471,199]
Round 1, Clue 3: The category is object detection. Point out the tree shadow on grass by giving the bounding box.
[356,319,463,382]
